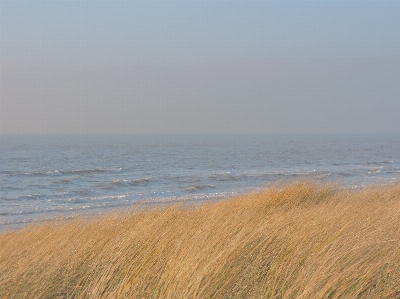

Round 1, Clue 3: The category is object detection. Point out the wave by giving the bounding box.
[137,190,238,205]
[2,190,93,202]
[185,185,216,193]
[1,168,125,177]
[110,177,152,187]
[3,194,48,201]
[1,171,38,177]
[209,172,241,182]
[65,168,124,175]
[85,194,130,201]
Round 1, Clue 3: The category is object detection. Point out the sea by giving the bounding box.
[1,133,399,230]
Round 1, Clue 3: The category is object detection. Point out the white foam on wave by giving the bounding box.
[92,194,130,201]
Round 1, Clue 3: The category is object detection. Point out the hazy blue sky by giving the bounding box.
[1,1,400,134]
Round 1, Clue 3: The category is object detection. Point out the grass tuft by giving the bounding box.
[1,181,399,298]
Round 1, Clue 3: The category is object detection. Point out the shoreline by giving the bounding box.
[0,189,239,232]
[1,179,399,232]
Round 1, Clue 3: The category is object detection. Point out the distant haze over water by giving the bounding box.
[2,2,400,135]
[1,133,399,229]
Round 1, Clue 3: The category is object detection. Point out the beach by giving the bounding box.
[2,134,400,229]
[3,0,400,297]
[1,181,399,298]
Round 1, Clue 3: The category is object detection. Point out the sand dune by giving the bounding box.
[1,181,399,298]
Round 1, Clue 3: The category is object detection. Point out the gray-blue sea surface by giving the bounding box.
[1,133,399,229]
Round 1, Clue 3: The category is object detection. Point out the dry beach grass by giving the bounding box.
[0,181,400,298]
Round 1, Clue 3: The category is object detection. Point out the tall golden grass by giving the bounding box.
[1,181,399,298]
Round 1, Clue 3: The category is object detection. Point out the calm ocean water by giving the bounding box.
[1,133,399,229]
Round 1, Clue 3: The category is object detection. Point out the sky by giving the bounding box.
[1,1,400,134]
